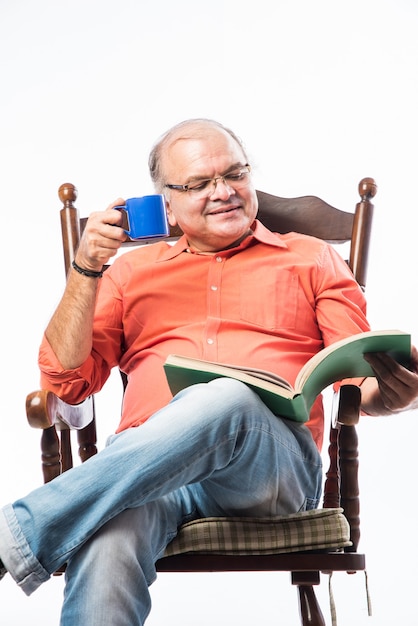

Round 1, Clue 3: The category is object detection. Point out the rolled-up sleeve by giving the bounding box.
[38,335,109,403]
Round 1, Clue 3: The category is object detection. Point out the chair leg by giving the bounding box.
[297,585,326,626]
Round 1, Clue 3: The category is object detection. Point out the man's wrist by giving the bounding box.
[72,260,104,278]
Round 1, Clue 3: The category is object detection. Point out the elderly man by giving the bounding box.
[1,119,417,625]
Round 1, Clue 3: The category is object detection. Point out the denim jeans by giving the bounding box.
[0,378,322,625]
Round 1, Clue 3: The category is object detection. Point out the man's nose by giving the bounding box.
[209,176,235,199]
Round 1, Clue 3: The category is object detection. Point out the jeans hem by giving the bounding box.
[0,504,50,595]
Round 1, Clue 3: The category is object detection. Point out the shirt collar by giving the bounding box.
[158,219,288,261]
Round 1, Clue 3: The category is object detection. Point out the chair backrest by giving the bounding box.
[58,178,376,289]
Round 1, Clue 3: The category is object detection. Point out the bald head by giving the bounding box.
[148,119,248,192]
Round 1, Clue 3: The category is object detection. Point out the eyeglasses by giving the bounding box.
[165,164,252,198]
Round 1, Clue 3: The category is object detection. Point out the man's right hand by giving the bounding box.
[74,199,129,272]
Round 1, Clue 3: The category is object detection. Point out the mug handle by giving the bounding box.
[113,205,130,233]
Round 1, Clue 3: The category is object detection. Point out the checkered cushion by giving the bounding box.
[164,507,351,556]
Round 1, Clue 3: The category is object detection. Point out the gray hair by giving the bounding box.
[148,118,248,193]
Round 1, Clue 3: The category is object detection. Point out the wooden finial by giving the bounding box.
[358,177,377,201]
[58,183,78,206]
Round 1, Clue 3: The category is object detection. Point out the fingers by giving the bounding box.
[76,199,129,270]
[364,350,418,412]
[364,351,413,380]
[364,351,404,379]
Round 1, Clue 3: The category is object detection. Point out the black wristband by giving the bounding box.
[72,260,104,278]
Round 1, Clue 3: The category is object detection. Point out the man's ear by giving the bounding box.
[165,199,178,227]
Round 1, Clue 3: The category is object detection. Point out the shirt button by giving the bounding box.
[215,256,222,263]
[207,338,214,345]
[210,285,218,291]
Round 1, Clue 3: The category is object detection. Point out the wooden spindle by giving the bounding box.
[58,182,81,275]
[323,424,340,509]
[77,419,98,463]
[40,426,61,483]
[340,424,360,551]
[59,428,74,473]
[349,177,376,288]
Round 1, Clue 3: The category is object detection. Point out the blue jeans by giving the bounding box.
[0,378,322,625]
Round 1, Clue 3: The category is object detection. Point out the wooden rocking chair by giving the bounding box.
[26,177,377,625]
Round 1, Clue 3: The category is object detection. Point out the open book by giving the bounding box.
[163,330,411,423]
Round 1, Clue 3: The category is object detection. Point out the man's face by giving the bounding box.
[161,127,258,252]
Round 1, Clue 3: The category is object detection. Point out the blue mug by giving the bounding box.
[114,195,169,240]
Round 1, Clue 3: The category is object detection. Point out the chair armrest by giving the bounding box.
[26,390,94,430]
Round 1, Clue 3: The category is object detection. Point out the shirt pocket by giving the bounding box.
[240,268,298,330]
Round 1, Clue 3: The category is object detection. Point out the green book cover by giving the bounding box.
[163,330,411,423]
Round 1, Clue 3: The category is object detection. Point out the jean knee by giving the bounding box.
[208,379,298,448]
[206,377,267,420]
[208,376,256,401]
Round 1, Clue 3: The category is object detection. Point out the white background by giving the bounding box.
[1,0,417,624]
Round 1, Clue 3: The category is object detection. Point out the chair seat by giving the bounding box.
[165,507,351,557]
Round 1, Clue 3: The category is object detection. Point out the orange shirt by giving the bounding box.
[39,220,370,450]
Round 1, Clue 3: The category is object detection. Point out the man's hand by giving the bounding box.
[361,345,418,415]
[74,199,128,272]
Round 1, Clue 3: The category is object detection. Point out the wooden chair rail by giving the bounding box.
[156,551,366,573]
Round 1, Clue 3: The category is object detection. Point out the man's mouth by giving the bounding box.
[207,205,240,216]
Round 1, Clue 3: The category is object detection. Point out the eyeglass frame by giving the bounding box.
[164,164,252,196]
